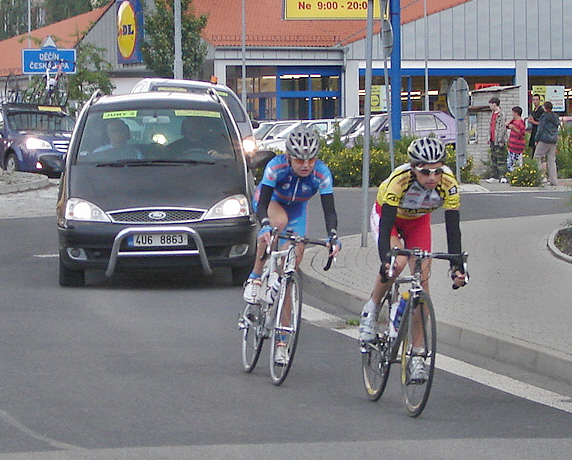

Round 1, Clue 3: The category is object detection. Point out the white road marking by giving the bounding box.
[302,303,572,414]
[0,410,84,450]
[33,254,58,258]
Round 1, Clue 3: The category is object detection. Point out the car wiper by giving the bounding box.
[95,159,215,167]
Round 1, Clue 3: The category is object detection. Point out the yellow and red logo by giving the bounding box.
[117,1,137,59]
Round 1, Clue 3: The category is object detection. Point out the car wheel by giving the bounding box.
[232,264,252,286]
[59,259,85,287]
[5,153,19,173]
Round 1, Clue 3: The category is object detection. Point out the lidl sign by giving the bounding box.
[116,0,144,64]
[284,0,383,20]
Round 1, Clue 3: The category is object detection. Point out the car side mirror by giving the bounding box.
[246,150,275,170]
[251,120,260,129]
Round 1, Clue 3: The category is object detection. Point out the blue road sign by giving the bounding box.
[22,48,76,75]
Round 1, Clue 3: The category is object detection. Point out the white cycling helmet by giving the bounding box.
[285,125,320,160]
[407,137,446,164]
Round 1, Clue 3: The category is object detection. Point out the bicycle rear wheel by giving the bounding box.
[400,290,436,417]
[361,295,392,401]
[240,302,266,372]
[269,272,302,386]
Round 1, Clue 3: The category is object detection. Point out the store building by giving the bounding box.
[1,0,571,121]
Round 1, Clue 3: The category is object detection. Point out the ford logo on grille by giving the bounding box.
[148,211,167,220]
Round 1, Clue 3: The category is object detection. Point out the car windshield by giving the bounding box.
[76,107,237,165]
[7,111,75,133]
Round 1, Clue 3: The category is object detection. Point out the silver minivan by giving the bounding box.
[131,78,257,154]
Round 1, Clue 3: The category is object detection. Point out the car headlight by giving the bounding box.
[204,194,250,220]
[242,136,257,154]
[26,137,52,150]
[65,198,111,222]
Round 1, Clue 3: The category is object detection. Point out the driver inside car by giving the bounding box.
[167,116,228,160]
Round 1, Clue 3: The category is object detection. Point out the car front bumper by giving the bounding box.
[58,217,257,277]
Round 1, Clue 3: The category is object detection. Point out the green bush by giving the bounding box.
[506,156,542,187]
[557,125,572,178]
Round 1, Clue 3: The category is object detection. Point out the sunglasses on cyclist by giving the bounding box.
[414,166,444,176]
[291,157,317,166]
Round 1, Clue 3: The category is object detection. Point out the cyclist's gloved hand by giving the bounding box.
[450,265,467,289]
[326,230,342,257]
[379,260,389,283]
[257,224,273,244]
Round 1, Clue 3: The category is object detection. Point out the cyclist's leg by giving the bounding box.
[244,199,289,303]
[402,214,433,372]
[276,202,307,331]
[360,234,407,341]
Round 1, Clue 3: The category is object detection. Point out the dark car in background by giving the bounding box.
[57,90,262,286]
[0,103,74,177]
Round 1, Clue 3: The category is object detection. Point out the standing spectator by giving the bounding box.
[527,94,545,153]
[487,97,508,182]
[534,101,559,186]
[505,106,526,173]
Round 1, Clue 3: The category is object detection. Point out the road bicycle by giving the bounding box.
[238,229,333,385]
[22,58,70,106]
[361,247,468,417]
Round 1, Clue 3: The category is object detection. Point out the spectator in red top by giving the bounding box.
[505,106,526,173]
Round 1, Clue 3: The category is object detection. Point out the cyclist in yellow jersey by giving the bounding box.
[360,137,467,381]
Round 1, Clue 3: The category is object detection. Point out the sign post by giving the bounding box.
[447,77,470,183]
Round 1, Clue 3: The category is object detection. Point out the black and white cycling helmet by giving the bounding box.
[285,124,321,160]
[407,137,446,164]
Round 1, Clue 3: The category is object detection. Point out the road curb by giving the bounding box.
[301,246,572,385]
[547,228,572,264]
[0,172,50,194]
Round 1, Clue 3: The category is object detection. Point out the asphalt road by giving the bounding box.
[0,188,571,458]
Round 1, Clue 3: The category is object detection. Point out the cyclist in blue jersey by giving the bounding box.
[243,124,342,304]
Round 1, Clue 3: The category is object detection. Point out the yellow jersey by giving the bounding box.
[376,163,460,219]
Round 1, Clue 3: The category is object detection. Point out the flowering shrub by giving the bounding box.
[506,156,542,187]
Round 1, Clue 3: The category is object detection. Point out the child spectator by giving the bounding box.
[505,106,526,173]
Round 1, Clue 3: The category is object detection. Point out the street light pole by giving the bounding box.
[424,0,429,110]
[174,0,183,79]
[241,0,247,108]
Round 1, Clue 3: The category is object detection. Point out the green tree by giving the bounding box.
[0,0,29,40]
[68,40,115,106]
[44,0,93,24]
[141,0,208,79]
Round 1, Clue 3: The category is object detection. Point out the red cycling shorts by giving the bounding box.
[370,202,432,251]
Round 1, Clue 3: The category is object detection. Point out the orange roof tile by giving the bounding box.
[0,4,110,77]
[192,0,472,47]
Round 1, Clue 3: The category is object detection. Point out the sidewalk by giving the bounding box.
[301,179,572,385]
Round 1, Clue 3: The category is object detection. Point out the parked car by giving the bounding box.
[325,116,364,139]
[0,103,75,177]
[57,90,266,287]
[254,120,299,143]
[344,111,456,147]
[130,78,257,154]
[258,119,338,152]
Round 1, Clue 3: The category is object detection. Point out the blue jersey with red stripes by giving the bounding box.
[258,154,333,205]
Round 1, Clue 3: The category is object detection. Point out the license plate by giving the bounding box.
[128,233,188,247]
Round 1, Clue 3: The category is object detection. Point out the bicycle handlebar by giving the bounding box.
[387,247,469,289]
[261,229,335,271]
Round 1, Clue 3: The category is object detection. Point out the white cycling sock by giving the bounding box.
[362,298,378,316]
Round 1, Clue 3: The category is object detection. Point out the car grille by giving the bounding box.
[109,208,206,224]
[52,140,70,154]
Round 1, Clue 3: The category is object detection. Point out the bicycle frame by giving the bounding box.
[360,246,468,416]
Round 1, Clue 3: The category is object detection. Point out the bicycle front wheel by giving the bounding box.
[361,295,392,401]
[240,302,265,373]
[400,290,436,417]
[269,272,302,386]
